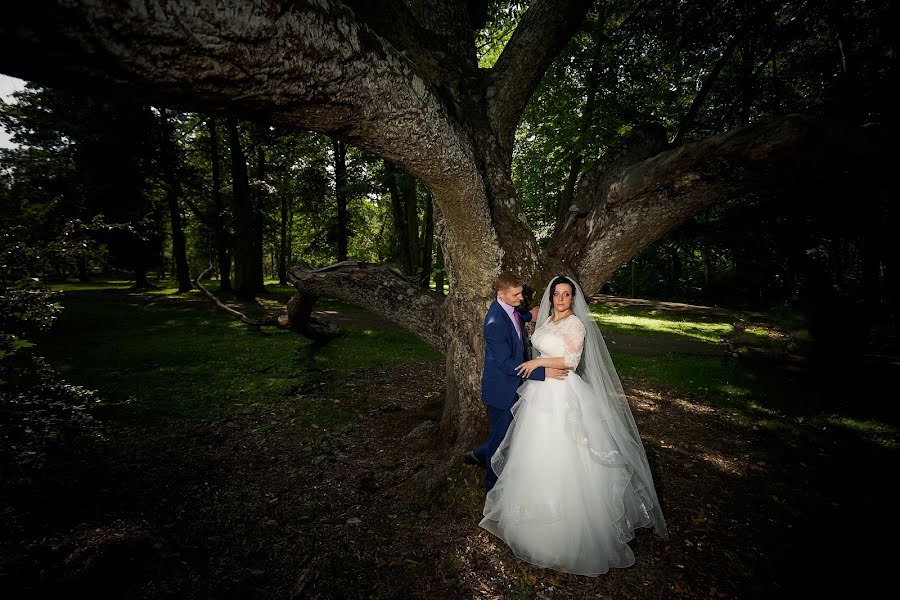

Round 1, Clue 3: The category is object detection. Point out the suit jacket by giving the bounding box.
[481,299,546,409]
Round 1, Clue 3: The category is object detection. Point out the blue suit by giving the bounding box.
[475,299,545,489]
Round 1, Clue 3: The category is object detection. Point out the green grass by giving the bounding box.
[50,279,172,294]
[612,352,897,449]
[39,283,892,450]
[35,295,440,425]
[589,304,734,342]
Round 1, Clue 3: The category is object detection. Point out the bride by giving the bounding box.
[479,275,668,576]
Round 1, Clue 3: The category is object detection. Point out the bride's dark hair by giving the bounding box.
[548,275,577,315]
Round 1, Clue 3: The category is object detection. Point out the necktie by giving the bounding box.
[514,310,526,356]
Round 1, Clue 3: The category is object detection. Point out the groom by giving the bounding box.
[465,271,568,490]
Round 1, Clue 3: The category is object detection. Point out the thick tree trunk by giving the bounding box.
[333,139,349,262]
[227,115,263,300]
[207,117,231,292]
[160,108,192,293]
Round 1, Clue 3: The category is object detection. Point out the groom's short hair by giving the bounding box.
[495,271,523,292]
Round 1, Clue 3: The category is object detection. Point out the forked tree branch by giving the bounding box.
[551,115,876,294]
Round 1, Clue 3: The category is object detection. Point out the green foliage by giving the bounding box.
[0,283,102,479]
[0,352,102,476]
[476,2,525,68]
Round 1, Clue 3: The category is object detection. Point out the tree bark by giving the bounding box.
[255,143,267,281]
[160,108,192,293]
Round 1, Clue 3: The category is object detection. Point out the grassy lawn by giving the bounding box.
[36,294,440,426]
[40,281,891,450]
[612,351,896,449]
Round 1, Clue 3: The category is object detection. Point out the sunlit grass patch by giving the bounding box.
[589,304,733,342]
[50,278,197,297]
[825,416,898,450]
[49,279,136,292]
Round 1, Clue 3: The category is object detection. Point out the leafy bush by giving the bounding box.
[1,237,104,481]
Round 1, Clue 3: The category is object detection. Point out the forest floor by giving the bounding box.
[2,289,898,599]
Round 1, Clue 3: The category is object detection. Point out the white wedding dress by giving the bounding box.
[480,310,667,576]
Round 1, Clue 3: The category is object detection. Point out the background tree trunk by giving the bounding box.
[403,172,421,277]
[227,115,263,300]
[385,162,413,274]
[435,244,445,295]
[208,117,231,292]
[333,139,349,262]
[160,108,192,293]
[278,193,289,285]
[419,192,434,288]
[255,143,266,282]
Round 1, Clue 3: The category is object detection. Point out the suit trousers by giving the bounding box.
[474,404,514,490]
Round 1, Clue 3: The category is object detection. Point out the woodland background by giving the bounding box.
[1,0,897,598]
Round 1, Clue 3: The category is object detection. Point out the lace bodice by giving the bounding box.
[531,314,586,369]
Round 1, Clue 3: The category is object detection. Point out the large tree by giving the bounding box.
[0,1,873,482]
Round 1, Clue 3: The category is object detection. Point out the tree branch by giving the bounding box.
[671,32,743,146]
[194,262,277,327]
[486,0,594,153]
[550,115,875,295]
[0,1,476,196]
[548,123,669,257]
[288,262,446,352]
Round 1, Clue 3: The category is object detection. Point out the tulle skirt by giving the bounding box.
[480,373,660,576]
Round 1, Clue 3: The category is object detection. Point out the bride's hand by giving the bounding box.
[516,359,540,378]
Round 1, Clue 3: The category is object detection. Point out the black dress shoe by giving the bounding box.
[463,451,484,467]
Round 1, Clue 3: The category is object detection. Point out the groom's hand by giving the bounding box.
[546,367,569,380]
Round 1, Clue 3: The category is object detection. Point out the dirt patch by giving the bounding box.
[3,360,892,598]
